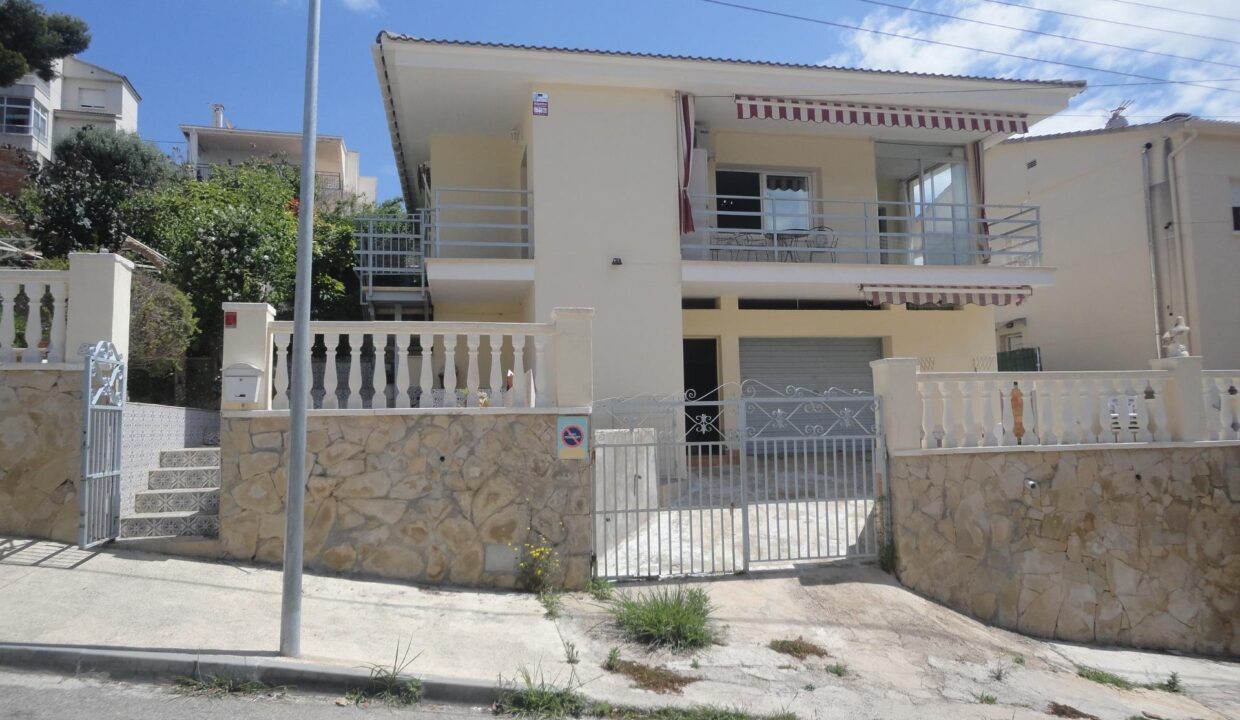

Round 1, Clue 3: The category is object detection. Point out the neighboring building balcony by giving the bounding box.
[192,163,345,198]
[681,195,1042,268]
[354,187,533,308]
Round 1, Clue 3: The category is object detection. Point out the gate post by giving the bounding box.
[66,253,133,361]
[222,303,276,411]
[870,358,921,452]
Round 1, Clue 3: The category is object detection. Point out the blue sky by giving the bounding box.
[43,0,1240,202]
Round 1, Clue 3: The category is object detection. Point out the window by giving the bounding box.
[78,87,106,110]
[0,96,48,143]
[1231,179,1240,232]
[715,170,812,231]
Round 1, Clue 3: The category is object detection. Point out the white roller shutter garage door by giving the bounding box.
[739,337,882,394]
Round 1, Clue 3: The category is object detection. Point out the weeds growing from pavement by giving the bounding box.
[609,587,716,650]
[1012,654,1026,666]
[494,667,796,718]
[824,663,848,678]
[172,675,282,698]
[989,662,1008,682]
[588,578,615,601]
[540,591,564,620]
[345,639,423,707]
[1074,665,1181,693]
[608,659,696,694]
[768,637,829,661]
[516,535,561,595]
[604,647,622,671]
[564,640,580,665]
[973,692,997,705]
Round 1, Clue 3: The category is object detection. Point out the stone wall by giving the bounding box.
[891,445,1240,656]
[219,412,593,589]
[0,370,83,543]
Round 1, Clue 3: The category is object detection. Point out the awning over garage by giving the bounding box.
[861,284,1032,307]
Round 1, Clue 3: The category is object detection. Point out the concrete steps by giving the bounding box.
[119,449,220,541]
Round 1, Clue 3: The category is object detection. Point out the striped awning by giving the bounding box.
[736,95,1029,134]
[861,284,1032,307]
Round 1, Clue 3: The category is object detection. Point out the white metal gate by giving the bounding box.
[592,381,883,579]
[79,341,125,549]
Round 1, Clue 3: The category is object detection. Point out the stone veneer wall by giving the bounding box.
[891,445,1240,656]
[219,412,592,589]
[0,370,83,543]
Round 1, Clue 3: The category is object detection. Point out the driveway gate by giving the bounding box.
[79,341,126,548]
[592,381,883,579]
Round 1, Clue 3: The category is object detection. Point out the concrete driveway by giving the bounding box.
[556,563,1240,720]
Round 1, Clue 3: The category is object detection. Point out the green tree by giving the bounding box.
[15,126,176,256]
[0,0,90,86]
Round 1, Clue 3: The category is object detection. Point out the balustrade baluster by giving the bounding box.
[1203,377,1223,440]
[1099,378,1122,442]
[1038,378,1058,445]
[916,382,934,448]
[533,334,550,408]
[961,380,978,447]
[1059,379,1078,444]
[465,334,480,407]
[323,333,341,409]
[1018,380,1039,444]
[272,332,291,409]
[1000,381,1017,445]
[942,381,961,448]
[1126,377,1152,442]
[510,334,527,407]
[980,380,999,447]
[442,333,458,407]
[488,334,503,406]
[394,333,411,408]
[1081,377,1101,444]
[0,282,16,363]
[48,282,66,362]
[1148,377,1170,442]
[418,333,434,408]
[347,333,363,409]
[22,282,43,363]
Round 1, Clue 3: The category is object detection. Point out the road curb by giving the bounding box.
[0,643,499,706]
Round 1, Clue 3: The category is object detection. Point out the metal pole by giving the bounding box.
[281,0,321,658]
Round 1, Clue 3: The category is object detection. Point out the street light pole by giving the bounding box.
[280,0,321,658]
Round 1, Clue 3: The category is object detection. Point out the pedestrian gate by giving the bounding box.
[79,341,126,548]
[592,382,884,579]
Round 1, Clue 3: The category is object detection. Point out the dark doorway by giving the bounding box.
[683,338,722,444]
[715,171,762,229]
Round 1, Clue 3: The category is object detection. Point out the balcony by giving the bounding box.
[193,164,344,198]
[354,188,533,310]
[681,195,1041,268]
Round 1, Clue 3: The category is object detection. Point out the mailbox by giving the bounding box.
[222,362,262,405]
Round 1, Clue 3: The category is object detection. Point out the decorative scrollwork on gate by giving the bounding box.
[80,341,126,409]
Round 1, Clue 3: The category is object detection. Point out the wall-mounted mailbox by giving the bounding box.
[222,362,262,404]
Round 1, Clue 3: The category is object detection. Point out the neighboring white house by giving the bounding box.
[0,56,140,161]
[358,34,1082,401]
[181,105,378,202]
[988,115,1240,371]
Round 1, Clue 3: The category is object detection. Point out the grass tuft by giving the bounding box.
[588,578,615,602]
[1147,672,1183,694]
[607,659,696,694]
[604,647,622,672]
[824,663,848,678]
[345,639,423,707]
[1075,665,1135,690]
[540,591,564,620]
[989,662,1008,682]
[768,637,829,661]
[973,692,997,705]
[1012,654,1026,666]
[564,640,580,665]
[172,675,282,698]
[609,587,717,651]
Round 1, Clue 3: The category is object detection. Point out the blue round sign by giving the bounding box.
[561,424,584,448]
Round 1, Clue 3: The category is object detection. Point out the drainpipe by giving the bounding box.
[1165,129,1198,355]
[1140,142,1164,357]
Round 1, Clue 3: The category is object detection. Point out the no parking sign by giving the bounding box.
[556,415,589,460]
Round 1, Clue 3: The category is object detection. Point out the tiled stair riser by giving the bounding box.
[119,448,221,540]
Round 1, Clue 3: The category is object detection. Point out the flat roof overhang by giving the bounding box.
[426,258,534,304]
[680,261,1054,301]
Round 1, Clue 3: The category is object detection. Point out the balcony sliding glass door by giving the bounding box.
[875,143,972,266]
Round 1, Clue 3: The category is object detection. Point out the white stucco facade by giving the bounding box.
[370,35,1082,399]
[988,118,1240,370]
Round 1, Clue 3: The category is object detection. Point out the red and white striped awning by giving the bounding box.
[736,95,1029,134]
[861,284,1032,307]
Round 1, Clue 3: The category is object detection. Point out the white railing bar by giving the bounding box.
[433,203,530,212]
[919,370,1171,382]
[0,271,69,282]
[433,187,531,194]
[268,320,554,335]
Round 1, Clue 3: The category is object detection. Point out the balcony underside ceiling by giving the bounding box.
[680,261,1054,301]
[425,258,534,304]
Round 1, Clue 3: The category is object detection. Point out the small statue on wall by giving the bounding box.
[1161,316,1191,358]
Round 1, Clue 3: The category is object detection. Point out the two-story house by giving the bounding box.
[181,105,378,202]
[988,115,1240,371]
[358,35,1082,401]
[0,56,139,194]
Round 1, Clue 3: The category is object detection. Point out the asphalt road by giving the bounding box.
[0,668,487,720]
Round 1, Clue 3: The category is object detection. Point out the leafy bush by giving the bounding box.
[609,587,716,651]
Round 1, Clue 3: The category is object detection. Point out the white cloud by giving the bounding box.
[821,0,1240,134]
[340,0,380,13]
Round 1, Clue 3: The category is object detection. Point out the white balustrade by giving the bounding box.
[1202,373,1240,441]
[917,371,1173,448]
[0,271,71,365]
[264,320,557,411]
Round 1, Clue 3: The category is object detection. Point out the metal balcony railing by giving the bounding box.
[428,188,532,259]
[353,213,427,304]
[682,195,1042,267]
